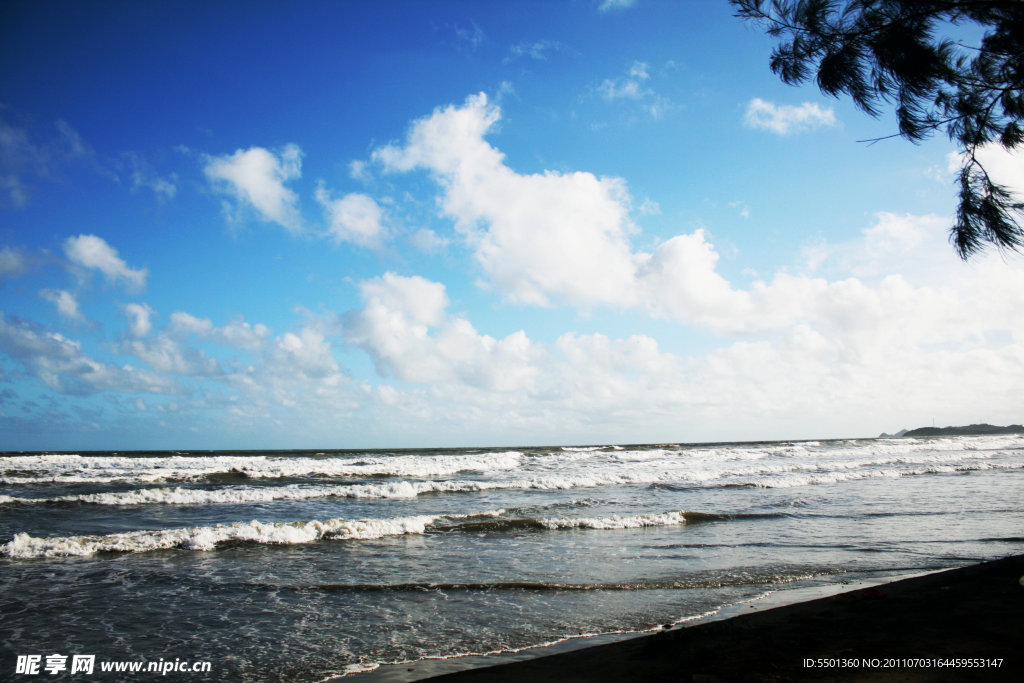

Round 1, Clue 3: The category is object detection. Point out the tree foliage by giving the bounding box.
[732,0,1024,258]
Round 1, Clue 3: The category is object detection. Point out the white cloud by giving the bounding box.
[169,311,214,336]
[505,40,563,63]
[170,312,269,351]
[217,319,272,351]
[947,142,1024,195]
[410,228,449,253]
[122,303,155,338]
[0,313,172,395]
[374,95,980,339]
[599,61,649,100]
[802,212,954,282]
[370,94,825,328]
[127,154,177,200]
[598,0,637,13]
[118,335,220,377]
[729,201,751,219]
[63,234,148,288]
[211,320,350,417]
[269,327,340,380]
[638,229,761,332]
[744,98,838,135]
[203,144,303,231]
[638,199,661,216]
[344,272,538,390]
[374,93,643,308]
[862,211,931,256]
[40,289,83,321]
[315,185,388,248]
[349,160,370,181]
[0,247,27,278]
[336,237,1024,442]
[597,62,670,117]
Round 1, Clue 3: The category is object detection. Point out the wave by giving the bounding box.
[736,460,1024,489]
[0,451,524,485]
[0,475,633,507]
[4,456,1021,508]
[1,509,691,559]
[4,434,1019,483]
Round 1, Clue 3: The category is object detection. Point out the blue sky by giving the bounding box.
[2,0,1022,450]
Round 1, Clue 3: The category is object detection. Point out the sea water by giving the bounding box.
[2,435,1023,680]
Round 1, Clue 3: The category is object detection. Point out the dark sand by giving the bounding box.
[424,555,1024,682]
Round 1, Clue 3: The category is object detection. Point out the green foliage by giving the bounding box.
[733,0,1024,258]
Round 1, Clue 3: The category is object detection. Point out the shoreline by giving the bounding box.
[350,556,1023,681]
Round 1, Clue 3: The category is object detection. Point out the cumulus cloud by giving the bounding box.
[344,272,538,390]
[371,95,998,340]
[203,144,303,231]
[315,185,388,248]
[121,307,342,406]
[63,234,148,288]
[374,93,643,308]
[122,303,155,338]
[744,98,838,135]
[336,241,1024,442]
[170,312,269,351]
[0,313,171,395]
[118,335,220,376]
[40,289,83,321]
[369,94,834,332]
[205,320,349,417]
[269,327,340,380]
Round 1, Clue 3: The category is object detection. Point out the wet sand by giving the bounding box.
[423,555,1024,681]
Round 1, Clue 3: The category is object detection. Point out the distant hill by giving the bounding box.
[900,424,1024,438]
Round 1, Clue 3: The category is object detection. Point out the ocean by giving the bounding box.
[2,435,1023,680]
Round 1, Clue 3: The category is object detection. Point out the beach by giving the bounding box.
[423,555,1024,682]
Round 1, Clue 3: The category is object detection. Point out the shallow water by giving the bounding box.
[2,435,1022,679]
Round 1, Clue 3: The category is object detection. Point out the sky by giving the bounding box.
[1,0,1022,450]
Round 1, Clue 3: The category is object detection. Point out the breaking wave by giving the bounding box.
[1,509,694,559]
[2,460,1019,507]
[0,451,524,485]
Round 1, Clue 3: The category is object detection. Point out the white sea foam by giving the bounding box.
[2,445,1020,507]
[0,451,524,484]
[0,472,659,507]
[1,514,443,559]
[1,507,693,559]
[738,461,1020,488]
[539,511,688,530]
[4,436,1019,488]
